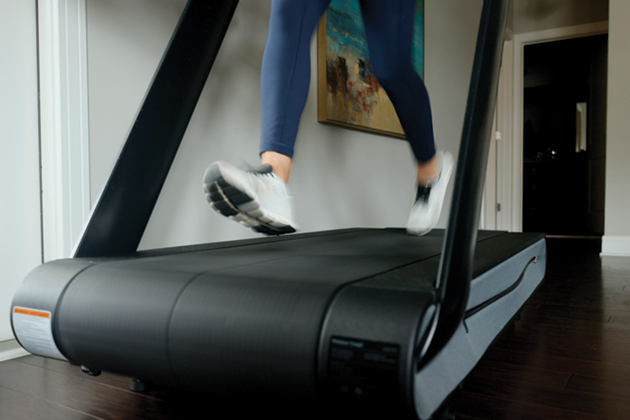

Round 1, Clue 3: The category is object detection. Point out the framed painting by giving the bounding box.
[317,0,425,138]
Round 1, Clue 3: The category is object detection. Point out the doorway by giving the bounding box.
[521,34,607,237]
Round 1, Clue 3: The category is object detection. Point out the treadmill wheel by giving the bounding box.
[80,365,101,377]
[130,378,147,392]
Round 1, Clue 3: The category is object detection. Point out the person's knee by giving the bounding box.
[272,0,310,20]
[271,0,302,24]
[371,60,414,91]
[271,0,329,34]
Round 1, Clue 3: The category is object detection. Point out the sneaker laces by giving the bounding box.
[415,171,441,203]
[241,162,275,177]
[415,184,432,203]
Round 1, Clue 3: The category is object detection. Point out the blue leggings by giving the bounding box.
[260,0,436,163]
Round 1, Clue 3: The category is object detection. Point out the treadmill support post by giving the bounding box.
[74,0,239,258]
[418,0,510,366]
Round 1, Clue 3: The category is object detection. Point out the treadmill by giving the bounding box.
[11,0,546,418]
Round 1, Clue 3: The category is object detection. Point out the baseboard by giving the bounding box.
[601,236,630,257]
[0,339,28,362]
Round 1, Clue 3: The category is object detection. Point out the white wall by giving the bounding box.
[603,0,630,255]
[513,0,609,34]
[87,0,482,250]
[0,1,42,340]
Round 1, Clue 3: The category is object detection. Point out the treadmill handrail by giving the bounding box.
[418,0,510,367]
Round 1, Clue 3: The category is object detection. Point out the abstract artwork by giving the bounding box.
[317,0,424,138]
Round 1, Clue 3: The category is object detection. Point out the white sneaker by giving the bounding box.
[406,151,454,236]
[203,161,297,235]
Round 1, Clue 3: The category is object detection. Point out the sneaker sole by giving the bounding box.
[205,174,296,236]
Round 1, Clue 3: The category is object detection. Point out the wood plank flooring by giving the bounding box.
[1,238,629,419]
[454,238,630,419]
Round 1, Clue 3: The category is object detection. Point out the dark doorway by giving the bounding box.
[522,34,607,236]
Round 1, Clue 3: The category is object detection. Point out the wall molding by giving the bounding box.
[38,0,91,261]
[0,340,28,363]
[602,236,630,257]
[482,29,513,231]
[511,21,609,232]
[495,36,514,232]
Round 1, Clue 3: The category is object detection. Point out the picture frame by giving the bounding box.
[317,0,425,139]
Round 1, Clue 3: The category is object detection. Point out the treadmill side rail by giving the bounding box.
[414,239,546,420]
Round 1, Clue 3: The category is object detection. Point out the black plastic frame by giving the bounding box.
[74,0,239,258]
[418,0,510,366]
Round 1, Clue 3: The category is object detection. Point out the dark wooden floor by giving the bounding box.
[1,238,629,419]
[454,238,630,420]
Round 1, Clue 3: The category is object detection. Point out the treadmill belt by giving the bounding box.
[89,228,505,285]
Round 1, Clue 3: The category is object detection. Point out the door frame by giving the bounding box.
[38,0,91,260]
[509,21,609,232]
[483,30,513,231]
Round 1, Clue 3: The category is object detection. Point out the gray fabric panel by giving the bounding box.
[55,265,198,382]
[413,239,546,419]
[168,270,330,399]
[12,260,93,315]
[467,239,543,310]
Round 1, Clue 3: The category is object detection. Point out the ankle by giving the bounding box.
[416,154,440,186]
[261,151,292,183]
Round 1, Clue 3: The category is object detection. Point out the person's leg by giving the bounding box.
[204,0,330,235]
[360,0,453,235]
[260,0,332,183]
[359,0,439,185]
